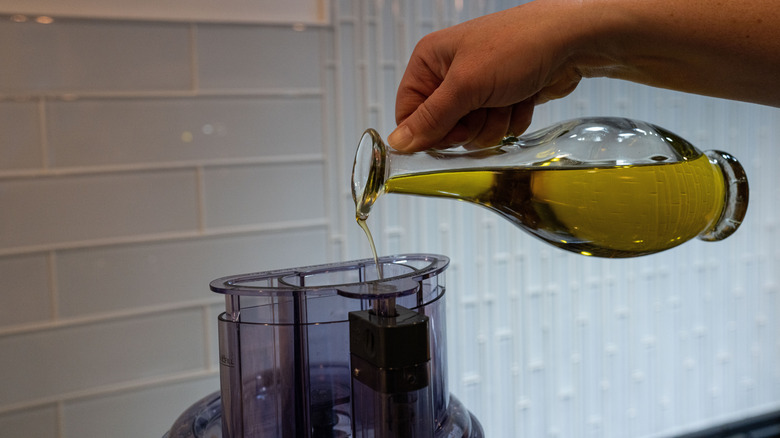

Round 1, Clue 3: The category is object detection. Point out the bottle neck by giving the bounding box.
[353,129,388,221]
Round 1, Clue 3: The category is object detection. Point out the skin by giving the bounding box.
[388,0,780,152]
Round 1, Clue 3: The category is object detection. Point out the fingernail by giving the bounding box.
[388,125,413,151]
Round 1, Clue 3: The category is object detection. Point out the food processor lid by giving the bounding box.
[209,253,449,299]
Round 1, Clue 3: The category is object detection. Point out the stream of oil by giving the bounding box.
[357,217,397,315]
[357,217,383,279]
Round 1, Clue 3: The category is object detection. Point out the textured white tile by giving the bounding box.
[46,96,323,167]
[63,376,219,438]
[0,170,199,250]
[0,101,41,170]
[0,254,51,327]
[203,162,326,228]
[56,228,329,318]
[0,405,58,438]
[196,24,321,90]
[0,19,191,94]
[0,308,205,407]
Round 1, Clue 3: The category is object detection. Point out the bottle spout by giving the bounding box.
[352,128,388,221]
[699,150,749,241]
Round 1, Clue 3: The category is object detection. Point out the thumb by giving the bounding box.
[388,83,470,152]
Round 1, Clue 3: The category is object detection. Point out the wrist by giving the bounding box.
[566,0,640,81]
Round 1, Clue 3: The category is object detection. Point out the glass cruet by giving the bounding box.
[351,117,749,258]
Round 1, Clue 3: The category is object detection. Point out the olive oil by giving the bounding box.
[357,217,383,278]
[385,154,726,258]
[356,217,398,315]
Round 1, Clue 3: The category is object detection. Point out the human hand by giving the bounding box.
[388,0,591,152]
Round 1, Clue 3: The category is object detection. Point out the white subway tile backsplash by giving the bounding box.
[56,228,329,318]
[0,19,192,94]
[0,101,41,170]
[46,96,323,168]
[0,254,51,328]
[0,170,199,250]
[196,24,321,90]
[62,376,219,438]
[0,308,205,407]
[203,162,326,228]
[0,405,58,438]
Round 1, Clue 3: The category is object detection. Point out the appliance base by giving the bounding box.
[164,391,484,438]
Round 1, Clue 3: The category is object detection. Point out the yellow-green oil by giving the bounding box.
[384,154,726,258]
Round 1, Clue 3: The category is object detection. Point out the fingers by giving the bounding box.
[508,99,534,137]
[534,70,582,105]
[389,81,468,152]
[459,99,534,148]
[389,105,500,152]
[391,99,536,152]
[462,107,510,149]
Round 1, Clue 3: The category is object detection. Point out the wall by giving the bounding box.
[1,1,778,437]
[0,12,331,438]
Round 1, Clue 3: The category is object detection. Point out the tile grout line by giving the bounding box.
[0,87,324,101]
[38,96,49,170]
[48,251,59,321]
[189,23,200,92]
[0,368,220,417]
[56,400,64,438]
[0,296,223,338]
[317,23,339,263]
[202,304,213,371]
[195,165,207,233]
[317,0,328,22]
[0,153,325,180]
[331,0,348,262]
[374,0,385,133]
[0,217,329,257]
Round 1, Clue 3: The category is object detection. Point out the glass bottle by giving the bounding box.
[352,117,749,258]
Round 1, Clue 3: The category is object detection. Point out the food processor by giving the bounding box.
[163,253,484,438]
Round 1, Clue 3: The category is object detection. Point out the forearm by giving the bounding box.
[388,0,780,151]
[579,0,780,106]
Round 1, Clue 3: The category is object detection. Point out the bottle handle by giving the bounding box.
[698,150,749,241]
